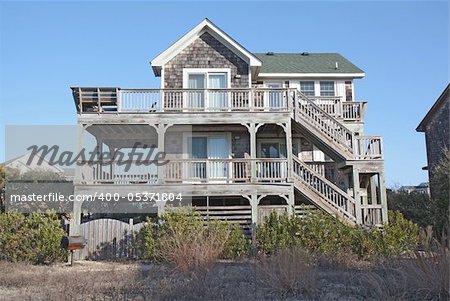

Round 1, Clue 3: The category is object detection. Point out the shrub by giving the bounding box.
[256,210,420,260]
[222,223,250,259]
[256,247,317,297]
[0,211,67,264]
[377,211,420,257]
[139,209,251,271]
[255,211,300,254]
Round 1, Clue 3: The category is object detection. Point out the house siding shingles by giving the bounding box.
[164,32,249,88]
[424,97,449,199]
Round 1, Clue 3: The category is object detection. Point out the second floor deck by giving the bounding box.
[72,87,366,122]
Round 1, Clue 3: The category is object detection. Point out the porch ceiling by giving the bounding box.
[86,124,157,149]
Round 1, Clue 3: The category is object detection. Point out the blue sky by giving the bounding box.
[0,1,448,187]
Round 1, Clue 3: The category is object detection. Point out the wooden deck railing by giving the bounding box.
[292,156,356,222]
[77,158,288,184]
[342,101,366,121]
[294,91,354,153]
[354,136,383,160]
[307,96,366,122]
[74,87,364,121]
[361,204,384,226]
[74,88,292,113]
[305,161,339,184]
[73,87,382,161]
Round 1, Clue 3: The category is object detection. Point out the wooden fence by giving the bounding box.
[77,218,143,260]
[74,205,319,260]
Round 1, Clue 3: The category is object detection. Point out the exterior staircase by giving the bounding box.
[291,90,356,161]
[292,155,357,224]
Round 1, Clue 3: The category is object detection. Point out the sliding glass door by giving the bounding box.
[185,70,229,110]
[207,73,228,110]
[188,135,230,180]
[187,74,205,109]
[267,82,283,110]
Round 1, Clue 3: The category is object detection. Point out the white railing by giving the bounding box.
[255,159,288,181]
[294,91,354,153]
[77,158,289,184]
[165,159,249,182]
[354,136,383,160]
[120,89,160,112]
[292,156,356,222]
[163,88,290,112]
[361,204,384,226]
[308,96,343,117]
[342,101,366,121]
[75,88,291,113]
[78,160,158,184]
[305,161,339,184]
[306,96,366,122]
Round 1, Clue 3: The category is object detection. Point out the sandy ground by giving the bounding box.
[0,260,398,301]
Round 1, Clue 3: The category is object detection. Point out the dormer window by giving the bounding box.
[320,81,335,96]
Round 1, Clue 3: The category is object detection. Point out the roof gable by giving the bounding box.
[151,19,261,76]
[416,83,450,132]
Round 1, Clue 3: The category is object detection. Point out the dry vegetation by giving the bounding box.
[0,248,448,301]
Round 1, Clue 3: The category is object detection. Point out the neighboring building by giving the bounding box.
[400,182,430,195]
[3,153,64,175]
[417,83,450,200]
[70,19,388,235]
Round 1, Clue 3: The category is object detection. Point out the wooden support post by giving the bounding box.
[278,122,293,182]
[242,123,263,183]
[107,146,115,181]
[157,200,166,217]
[378,171,389,224]
[75,124,85,184]
[250,194,258,225]
[247,193,259,257]
[96,138,103,181]
[352,167,362,224]
[156,124,172,185]
[249,124,257,182]
[69,195,83,236]
[370,175,378,205]
[280,191,295,216]
[71,123,85,236]
[288,190,295,216]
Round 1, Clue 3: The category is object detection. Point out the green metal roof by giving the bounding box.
[253,53,364,74]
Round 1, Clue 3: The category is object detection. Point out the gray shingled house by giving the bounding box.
[417,83,450,200]
[70,19,388,239]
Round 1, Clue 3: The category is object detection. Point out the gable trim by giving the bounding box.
[151,19,261,76]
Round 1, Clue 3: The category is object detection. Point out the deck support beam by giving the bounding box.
[242,123,263,182]
[277,122,293,182]
[352,166,362,224]
[378,171,388,224]
[71,123,87,236]
[150,123,173,185]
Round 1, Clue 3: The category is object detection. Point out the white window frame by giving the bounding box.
[182,132,232,182]
[319,81,336,97]
[183,68,231,89]
[183,68,231,110]
[182,132,232,159]
[299,81,315,96]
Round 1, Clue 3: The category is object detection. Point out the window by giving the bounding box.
[320,81,335,96]
[183,69,230,110]
[345,81,353,101]
[300,81,315,96]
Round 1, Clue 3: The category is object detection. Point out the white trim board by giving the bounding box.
[258,73,365,79]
